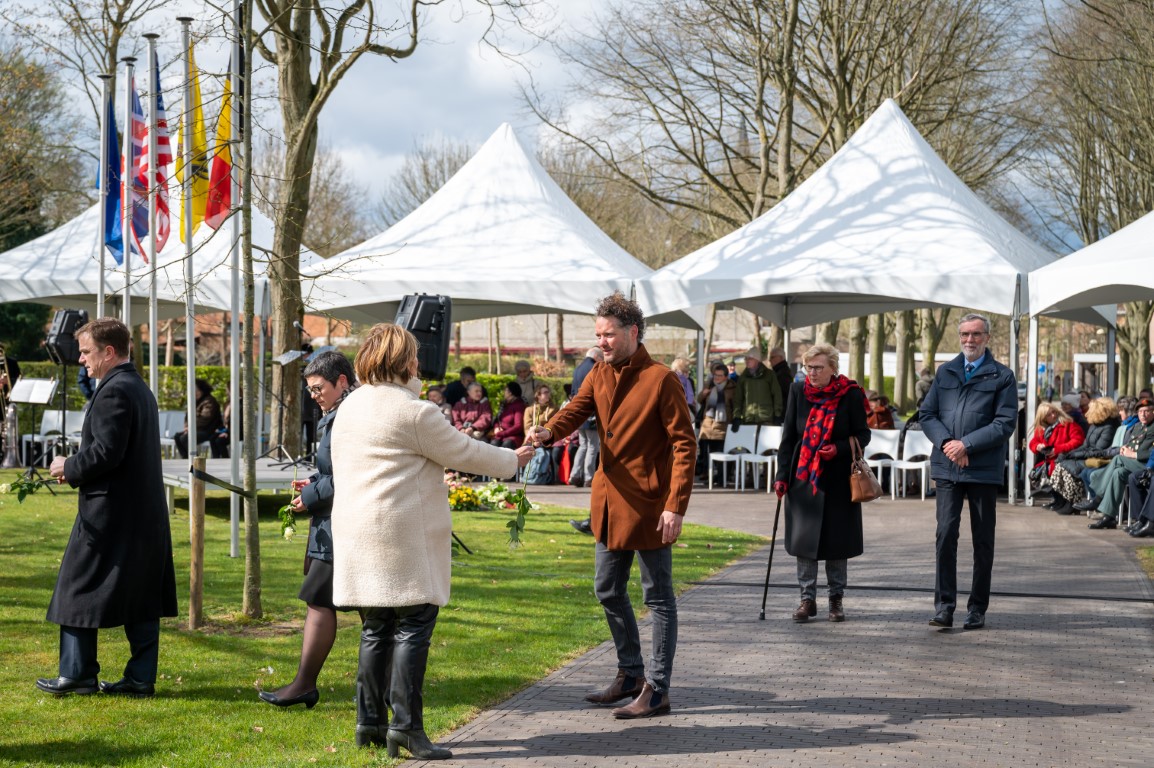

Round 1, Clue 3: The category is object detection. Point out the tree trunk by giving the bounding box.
[543,314,550,360]
[494,318,502,375]
[918,308,951,375]
[848,317,867,382]
[704,304,718,360]
[164,319,175,366]
[869,314,885,394]
[453,322,461,360]
[556,314,564,364]
[818,321,839,346]
[894,311,915,410]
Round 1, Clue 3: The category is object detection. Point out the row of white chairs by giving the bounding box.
[706,426,936,499]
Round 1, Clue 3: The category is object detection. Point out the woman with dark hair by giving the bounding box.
[259,351,356,709]
[774,343,871,623]
[331,324,533,758]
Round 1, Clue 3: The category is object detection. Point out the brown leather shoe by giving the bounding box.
[828,595,845,622]
[792,599,817,622]
[610,682,670,719]
[584,670,643,705]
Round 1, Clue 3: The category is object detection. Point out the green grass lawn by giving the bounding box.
[0,470,762,767]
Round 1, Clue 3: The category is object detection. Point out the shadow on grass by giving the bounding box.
[0,739,156,766]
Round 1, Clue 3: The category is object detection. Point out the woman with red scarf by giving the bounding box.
[773,344,871,623]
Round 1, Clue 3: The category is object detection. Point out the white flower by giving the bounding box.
[0,483,11,495]
[283,526,295,540]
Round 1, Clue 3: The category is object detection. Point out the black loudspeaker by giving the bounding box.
[395,294,452,381]
[45,309,89,365]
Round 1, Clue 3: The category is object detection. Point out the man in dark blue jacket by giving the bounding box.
[920,313,1017,631]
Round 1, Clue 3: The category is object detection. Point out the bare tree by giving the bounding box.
[0,42,87,250]
[252,0,541,459]
[254,135,374,258]
[373,135,474,229]
[1035,0,1154,395]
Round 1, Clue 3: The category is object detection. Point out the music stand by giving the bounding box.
[263,349,313,469]
[10,378,59,494]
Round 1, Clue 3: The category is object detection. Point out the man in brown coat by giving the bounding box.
[530,292,696,719]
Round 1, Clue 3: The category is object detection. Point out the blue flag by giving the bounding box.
[99,87,123,264]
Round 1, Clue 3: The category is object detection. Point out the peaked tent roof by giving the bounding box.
[635,99,1082,328]
[1028,209,1154,316]
[0,203,316,318]
[303,123,702,329]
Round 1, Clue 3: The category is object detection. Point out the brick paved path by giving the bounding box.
[419,488,1154,767]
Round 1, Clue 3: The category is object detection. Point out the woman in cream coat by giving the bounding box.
[331,324,532,760]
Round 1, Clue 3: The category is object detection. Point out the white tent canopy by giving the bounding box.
[1029,209,1154,315]
[636,99,1065,328]
[0,203,316,317]
[303,123,702,330]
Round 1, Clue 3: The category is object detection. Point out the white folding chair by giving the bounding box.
[708,424,758,489]
[22,410,63,466]
[892,430,935,500]
[864,429,902,499]
[740,426,782,491]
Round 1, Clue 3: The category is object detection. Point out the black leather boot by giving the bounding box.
[356,608,394,747]
[386,604,450,759]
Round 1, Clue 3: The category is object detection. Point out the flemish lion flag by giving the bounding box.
[203,74,232,230]
[174,42,208,241]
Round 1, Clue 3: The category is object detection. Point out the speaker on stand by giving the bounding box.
[394,294,452,381]
[44,309,88,459]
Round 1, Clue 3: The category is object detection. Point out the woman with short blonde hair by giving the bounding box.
[331,323,533,759]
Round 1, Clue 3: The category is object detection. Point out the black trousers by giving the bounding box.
[357,604,439,731]
[59,620,161,683]
[934,480,997,616]
[1129,472,1154,523]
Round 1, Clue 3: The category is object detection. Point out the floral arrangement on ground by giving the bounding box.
[445,472,539,546]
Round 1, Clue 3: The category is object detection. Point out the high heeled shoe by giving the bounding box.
[385,728,452,760]
[257,688,319,709]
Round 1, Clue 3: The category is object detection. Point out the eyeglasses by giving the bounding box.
[306,384,325,395]
[959,331,988,339]
[804,365,826,373]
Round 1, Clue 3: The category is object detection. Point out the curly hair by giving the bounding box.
[595,291,645,341]
[1086,397,1118,425]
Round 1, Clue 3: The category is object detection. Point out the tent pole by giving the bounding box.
[1025,316,1039,507]
[1106,313,1117,397]
[695,330,705,391]
[1008,275,1021,505]
[178,19,197,533]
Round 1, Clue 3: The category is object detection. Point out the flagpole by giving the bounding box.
[229,0,242,558]
[97,73,112,319]
[145,34,160,398]
[179,18,197,492]
[120,57,136,334]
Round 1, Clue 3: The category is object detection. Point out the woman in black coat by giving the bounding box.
[774,344,870,623]
[1047,397,1121,515]
[259,351,355,709]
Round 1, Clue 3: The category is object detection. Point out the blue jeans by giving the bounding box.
[594,543,677,694]
[796,557,847,601]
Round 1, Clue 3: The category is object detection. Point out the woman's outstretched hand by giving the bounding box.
[514,444,535,467]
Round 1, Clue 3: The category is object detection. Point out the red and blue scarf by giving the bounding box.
[795,374,868,494]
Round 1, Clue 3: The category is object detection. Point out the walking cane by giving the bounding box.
[758,494,784,620]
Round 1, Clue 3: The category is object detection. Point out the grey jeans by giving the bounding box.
[570,426,600,485]
[796,557,847,601]
[594,542,677,694]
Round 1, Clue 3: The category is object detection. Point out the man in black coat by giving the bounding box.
[39,318,177,697]
[768,347,794,422]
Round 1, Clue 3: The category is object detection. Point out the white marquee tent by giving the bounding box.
[0,203,317,316]
[1029,210,1154,315]
[635,99,1072,328]
[303,123,702,329]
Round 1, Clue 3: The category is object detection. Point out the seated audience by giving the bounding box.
[1060,393,1089,431]
[490,382,527,449]
[1028,401,1085,478]
[1078,398,1154,528]
[426,385,453,421]
[1124,468,1154,537]
[451,382,492,440]
[512,361,539,405]
[442,366,476,406]
[866,392,895,429]
[1046,397,1120,514]
[176,378,226,459]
